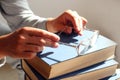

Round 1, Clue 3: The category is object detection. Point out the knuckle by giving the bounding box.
[34,46,40,51]
[39,30,47,36]
[18,27,28,34]
[17,35,26,44]
[27,53,36,59]
[39,38,46,45]
[35,46,44,52]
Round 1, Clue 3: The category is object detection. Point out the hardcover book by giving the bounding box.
[25,30,117,79]
[25,75,30,80]
[22,59,118,80]
[101,69,120,80]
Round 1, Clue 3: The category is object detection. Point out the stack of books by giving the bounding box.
[22,30,119,80]
[101,68,120,80]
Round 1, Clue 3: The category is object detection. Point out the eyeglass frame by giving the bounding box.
[58,28,99,56]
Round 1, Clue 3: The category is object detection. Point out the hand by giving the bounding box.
[46,10,87,35]
[0,27,60,59]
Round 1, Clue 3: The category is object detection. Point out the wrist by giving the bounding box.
[46,18,57,33]
[0,35,9,57]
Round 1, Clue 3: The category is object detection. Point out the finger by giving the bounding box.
[21,27,60,42]
[63,26,73,34]
[25,36,59,48]
[21,46,45,59]
[77,17,84,35]
[65,10,88,35]
[65,10,82,33]
[77,28,83,35]
[44,38,59,48]
[81,17,88,29]
[18,44,44,53]
[81,17,88,25]
[25,36,46,46]
[77,17,88,35]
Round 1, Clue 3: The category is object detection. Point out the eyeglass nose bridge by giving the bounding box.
[79,38,91,46]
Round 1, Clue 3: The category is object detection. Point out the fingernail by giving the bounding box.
[78,30,83,36]
[54,43,59,48]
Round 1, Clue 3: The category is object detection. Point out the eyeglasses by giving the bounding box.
[58,28,99,56]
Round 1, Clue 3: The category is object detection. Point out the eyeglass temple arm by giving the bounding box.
[89,30,99,47]
[78,29,99,56]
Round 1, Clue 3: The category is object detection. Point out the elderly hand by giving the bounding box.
[46,10,87,35]
[0,27,60,59]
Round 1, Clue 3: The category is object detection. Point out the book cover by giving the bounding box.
[26,30,117,79]
[22,59,118,80]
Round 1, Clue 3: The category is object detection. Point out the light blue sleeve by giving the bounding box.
[0,0,47,31]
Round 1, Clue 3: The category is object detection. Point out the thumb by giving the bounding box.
[59,25,73,34]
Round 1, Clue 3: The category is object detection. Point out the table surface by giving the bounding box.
[0,63,18,80]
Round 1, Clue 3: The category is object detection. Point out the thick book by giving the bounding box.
[25,75,30,80]
[22,59,118,80]
[101,69,120,80]
[25,30,117,79]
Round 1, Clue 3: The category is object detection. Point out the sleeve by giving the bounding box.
[0,57,6,67]
[0,0,47,31]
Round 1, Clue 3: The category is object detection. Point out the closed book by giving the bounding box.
[22,59,118,80]
[101,69,120,80]
[25,30,117,79]
[25,75,30,80]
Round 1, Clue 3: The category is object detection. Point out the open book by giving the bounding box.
[25,30,117,79]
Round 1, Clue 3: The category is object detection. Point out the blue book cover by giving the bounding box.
[38,30,116,65]
[26,30,117,79]
[22,59,118,80]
